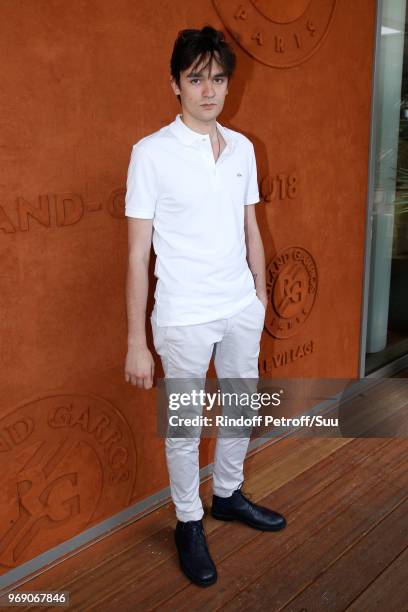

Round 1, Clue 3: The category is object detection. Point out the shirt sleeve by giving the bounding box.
[245,143,260,205]
[125,143,158,219]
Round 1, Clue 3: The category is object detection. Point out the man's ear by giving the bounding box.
[170,76,181,97]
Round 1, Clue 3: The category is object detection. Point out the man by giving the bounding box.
[124,25,286,587]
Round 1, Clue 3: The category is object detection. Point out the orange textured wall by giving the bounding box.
[0,0,375,572]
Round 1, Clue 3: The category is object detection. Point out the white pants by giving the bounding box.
[151,294,266,522]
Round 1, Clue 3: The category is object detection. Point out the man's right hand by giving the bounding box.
[125,345,155,389]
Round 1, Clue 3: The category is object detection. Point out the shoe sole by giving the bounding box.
[211,511,287,532]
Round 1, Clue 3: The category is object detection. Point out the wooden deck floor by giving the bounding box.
[8,373,408,611]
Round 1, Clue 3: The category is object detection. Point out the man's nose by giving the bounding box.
[203,80,215,97]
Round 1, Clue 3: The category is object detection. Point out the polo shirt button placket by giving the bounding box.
[201,137,217,188]
[214,141,226,190]
[211,155,217,189]
[214,165,220,189]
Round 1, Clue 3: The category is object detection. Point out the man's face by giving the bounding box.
[170,54,229,122]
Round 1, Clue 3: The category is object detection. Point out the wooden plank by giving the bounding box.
[344,545,408,611]
[13,437,347,600]
[135,445,408,610]
[73,440,400,610]
[277,499,408,611]
[336,379,408,437]
[206,444,408,611]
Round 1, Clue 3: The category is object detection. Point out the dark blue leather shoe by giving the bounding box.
[211,484,287,531]
[174,519,217,587]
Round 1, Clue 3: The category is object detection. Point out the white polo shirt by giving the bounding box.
[125,113,260,326]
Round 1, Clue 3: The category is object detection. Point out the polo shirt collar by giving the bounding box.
[170,113,237,152]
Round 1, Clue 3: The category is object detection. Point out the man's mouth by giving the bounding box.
[201,103,216,107]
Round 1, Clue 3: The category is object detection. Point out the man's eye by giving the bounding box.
[215,78,225,83]
[191,79,200,84]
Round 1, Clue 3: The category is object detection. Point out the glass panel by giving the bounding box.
[366,0,408,373]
